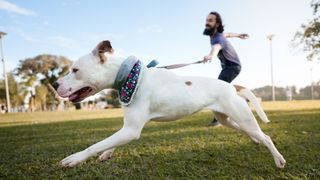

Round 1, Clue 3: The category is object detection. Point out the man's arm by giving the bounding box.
[224,33,249,39]
[203,44,221,63]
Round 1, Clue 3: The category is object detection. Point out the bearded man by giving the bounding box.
[203,12,249,126]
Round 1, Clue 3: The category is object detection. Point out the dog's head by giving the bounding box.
[53,40,118,103]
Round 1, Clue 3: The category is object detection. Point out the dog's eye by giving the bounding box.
[72,68,79,73]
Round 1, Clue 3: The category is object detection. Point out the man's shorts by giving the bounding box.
[218,61,241,83]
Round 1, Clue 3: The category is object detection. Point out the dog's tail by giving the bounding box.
[236,86,270,123]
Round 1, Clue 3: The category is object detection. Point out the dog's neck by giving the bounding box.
[101,55,126,90]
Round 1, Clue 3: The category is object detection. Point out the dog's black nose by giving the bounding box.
[52,82,59,90]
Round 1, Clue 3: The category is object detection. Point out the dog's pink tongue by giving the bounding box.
[69,93,78,101]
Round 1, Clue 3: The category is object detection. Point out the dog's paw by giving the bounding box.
[274,155,286,169]
[60,151,88,168]
[98,150,114,162]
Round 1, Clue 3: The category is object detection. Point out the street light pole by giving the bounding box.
[0,31,11,113]
[267,34,275,101]
[310,67,314,100]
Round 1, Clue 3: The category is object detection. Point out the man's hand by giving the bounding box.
[203,55,212,63]
[224,33,249,39]
[203,44,221,63]
[238,34,249,39]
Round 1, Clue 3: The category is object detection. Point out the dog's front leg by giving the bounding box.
[98,148,115,162]
[60,125,144,168]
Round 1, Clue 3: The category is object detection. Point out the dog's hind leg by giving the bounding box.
[214,112,240,129]
[214,112,259,144]
[221,95,286,168]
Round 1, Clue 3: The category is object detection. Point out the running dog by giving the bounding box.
[54,40,286,168]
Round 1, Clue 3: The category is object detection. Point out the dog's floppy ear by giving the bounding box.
[92,40,114,63]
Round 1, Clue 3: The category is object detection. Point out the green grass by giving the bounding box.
[0,101,320,179]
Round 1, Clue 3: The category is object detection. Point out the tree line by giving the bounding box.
[252,84,320,101]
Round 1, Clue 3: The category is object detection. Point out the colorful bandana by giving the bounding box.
[114,56,143,106]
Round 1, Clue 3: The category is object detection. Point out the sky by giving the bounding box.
[0,0,318,89]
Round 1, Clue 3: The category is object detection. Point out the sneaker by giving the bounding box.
[208,119,221,127]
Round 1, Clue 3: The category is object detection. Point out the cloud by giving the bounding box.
[78,32,125,43]
[0,0,36,16]
[10,27,39,42]
[138,25,163,33]
[13,33,76,49]
[46,36,80,49]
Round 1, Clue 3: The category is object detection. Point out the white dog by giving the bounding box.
[54,40,286,168]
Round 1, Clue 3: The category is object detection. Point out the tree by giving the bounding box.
[253,86,288,101]
[0,73,24,107]
[294,0,320,61]
[16,54,71,85]
[299,81,320,99]
[15,54,72,111]
[103,90,120,108]
[35,85,49,111]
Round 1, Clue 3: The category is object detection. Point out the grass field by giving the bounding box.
[0,100,319,179]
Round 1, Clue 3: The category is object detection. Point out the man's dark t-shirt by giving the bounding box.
[210,32,241,66]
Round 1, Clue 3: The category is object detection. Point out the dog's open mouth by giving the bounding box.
[68,87,93,103]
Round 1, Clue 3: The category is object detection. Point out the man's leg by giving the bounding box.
[209,65,241,126]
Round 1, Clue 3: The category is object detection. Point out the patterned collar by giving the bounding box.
[113,56,143,106]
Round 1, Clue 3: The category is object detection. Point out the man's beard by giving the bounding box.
[203,25,215,36]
